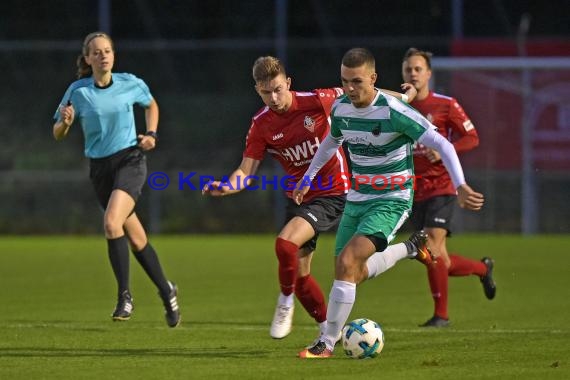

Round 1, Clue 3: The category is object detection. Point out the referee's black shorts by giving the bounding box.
[89,146,147,209]
[284,194,346,251]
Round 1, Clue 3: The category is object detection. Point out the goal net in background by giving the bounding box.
[431,55,570,234]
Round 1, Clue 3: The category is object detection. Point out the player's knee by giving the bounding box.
[128,237,148,252]
[103,217,123,238]
[335,253,357,278]
[439,254,451,268]
[275,237,298,266]
[295,274,309,292]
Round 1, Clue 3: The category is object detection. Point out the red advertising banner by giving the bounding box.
[446,39,570,170]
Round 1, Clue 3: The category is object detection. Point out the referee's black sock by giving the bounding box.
[133,243,171,297]
[107,236,130,296]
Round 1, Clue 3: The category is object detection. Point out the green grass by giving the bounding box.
[0,234,568,379]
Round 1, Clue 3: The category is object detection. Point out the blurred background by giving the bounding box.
[1,0,568,234]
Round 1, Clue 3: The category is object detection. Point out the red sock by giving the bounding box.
[427,259,449,320]
[295,275,327,323]
[448,254,487,277]
[275,238,299,296]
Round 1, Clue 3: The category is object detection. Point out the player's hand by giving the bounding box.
[292,180,310,205]
[401,83,417,103]
[457,184,484,211]
[137,134,156,151]
[425,148,441,163]
[202,180,227,197]
[59,101,75,127]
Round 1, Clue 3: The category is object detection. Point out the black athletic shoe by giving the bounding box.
[480,257,496,300]
[407,230,435,266]
[112,290,133,321]
[419,315,450,328]
[160,281,181,328]
[298,340,333,358]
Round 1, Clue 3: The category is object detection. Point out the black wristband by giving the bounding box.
[145,131,158,141]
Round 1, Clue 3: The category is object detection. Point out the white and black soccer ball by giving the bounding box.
[342,318,385,359]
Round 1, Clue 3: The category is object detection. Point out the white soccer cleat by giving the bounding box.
[270,303,294,339]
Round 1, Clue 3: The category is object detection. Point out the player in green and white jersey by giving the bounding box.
[296,48,484,358]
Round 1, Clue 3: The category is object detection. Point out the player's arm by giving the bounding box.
[53,101,75,141]
[293,133,343,205]
[424,101,478,163]
[380,83,417,103]
[452,130,478,153]
[138,98,159,151]
[202,157,261,197]
[449,100,479,153]
[418,128,484,211]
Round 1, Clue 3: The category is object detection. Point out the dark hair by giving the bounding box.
[403,47,433,69]
[341,48,375,70]
[76,32,114,79]
[252,56,287,83]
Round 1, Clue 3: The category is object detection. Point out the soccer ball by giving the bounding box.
[342,318,385,359]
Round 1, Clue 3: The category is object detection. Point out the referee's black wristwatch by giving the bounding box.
[145,131,159,142]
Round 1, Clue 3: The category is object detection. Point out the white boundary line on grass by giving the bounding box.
[4,323,565,335]
[231,325,565,334]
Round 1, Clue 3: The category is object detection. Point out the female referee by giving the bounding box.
[53,31,180,328]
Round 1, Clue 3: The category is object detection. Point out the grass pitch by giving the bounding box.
[0,234,568,379]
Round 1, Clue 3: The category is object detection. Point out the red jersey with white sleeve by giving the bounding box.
[244,88,348,202]
[410,91,479,202]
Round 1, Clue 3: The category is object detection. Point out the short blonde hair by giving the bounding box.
[252,56,287,83]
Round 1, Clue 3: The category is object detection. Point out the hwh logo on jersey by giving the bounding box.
[281,137,320,162]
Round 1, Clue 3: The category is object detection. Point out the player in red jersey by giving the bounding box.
[402,48,496,327]
[203,56,420,340]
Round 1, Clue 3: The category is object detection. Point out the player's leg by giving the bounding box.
[421,226,450,326]
[418,195,456,327]
[124,213,170,297]
[448,253,486,277]
[117,148,180,327]
[298,212,358,358]
[301,235,376,358]
[272,196,345,339]
[364,230,433,282]
[124,213,168,295]
[360,198,431,282]
[270,216,315,338]
[448,252,496,300]
[104,189,137,321]
[300,200,409,358]
[90,156,133,320]
[124,213,180,327]
[296,247,328,337]
[293,195,346,338]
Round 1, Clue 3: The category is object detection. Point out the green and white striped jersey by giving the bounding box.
[330,90,432,203]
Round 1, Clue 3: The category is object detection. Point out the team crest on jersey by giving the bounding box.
[304,116,315,133]
[371,124,381,136]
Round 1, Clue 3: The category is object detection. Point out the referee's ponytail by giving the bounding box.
[76,54,91,79]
